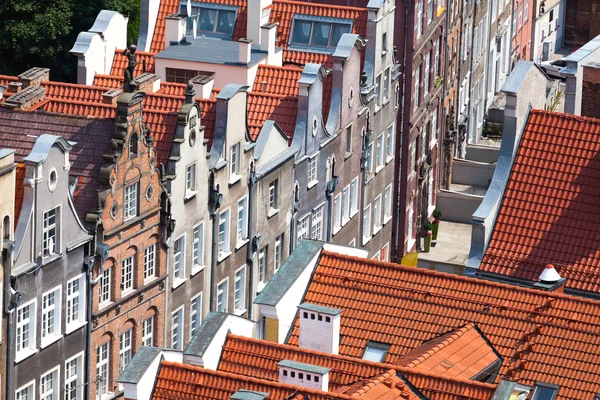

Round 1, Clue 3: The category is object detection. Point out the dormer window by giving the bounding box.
[181,2,237,37]
[290,15,352,50]
[362,341,390,362]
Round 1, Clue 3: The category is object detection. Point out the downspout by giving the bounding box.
[84,252,98,400]
[246,163,256,320]
[208,172,222,311]
[440,1,451,191]
[325,191,333,242]
[359,130,370,247]
[3,240,15,400]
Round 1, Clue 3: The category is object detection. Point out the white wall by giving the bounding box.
[155,58,262,88]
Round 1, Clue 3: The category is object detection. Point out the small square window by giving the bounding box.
[307,374,312,381]
[291,371,296,378]
[325,316,331,323]
[303,312,308,319]
[299,373,304,379]
[283,370,288,377]
[310,313,315,320]
[318,315,323,321]
[314,376,319,383]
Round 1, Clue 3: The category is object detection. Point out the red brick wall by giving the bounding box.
[581,65,600,119]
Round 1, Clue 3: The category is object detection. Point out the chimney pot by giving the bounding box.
[9,82,22,93]
[238,38,253,65]
[278,360,330,392]
[539,264,561,283]
[298,303,342,355]
[18,67,50,88]
[191,74,215,99]
[102,89,123,105]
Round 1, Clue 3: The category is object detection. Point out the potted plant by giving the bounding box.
[432,209,442,240]
[423,221,433,252]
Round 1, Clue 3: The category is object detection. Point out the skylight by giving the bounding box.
[361,341,389,362]
[531,382,559,400]
[179,2,238,37]
[290,15,352,50]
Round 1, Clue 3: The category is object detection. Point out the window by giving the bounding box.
[66,275,85,332]
[16,382,34,400]
[386,124,394,161]
[432,108,438,145]
[269,180,278,211]
[43,207,58,256]
[129,134,137,157]
[342,186,350,223]
[382,31,388,54]
[171,307,183,350]
[531,383,559,400]
[407,201,414,241]
[218,209,231,258]
[65,354,82,400]
[382,243,389,262]
[428,0,434,23]
[434,38,440,78]
[237,197,248,244]
[40,367,58,400]
[119,329,132,372]
[290,17,352,49]
[362,342,390,362]
[16,300,35,358]
[365,141,374,177]
[42,287,61,344]
[99,268,111,305]
[217,278,229,312]
[375,74,382,106]
[350,177,359,215]
[417,0,423,36]
[144,244,156,281]
[173,235,186,282]
[414,67,420,111]
[333,193,342,231]
[186,163,196,195]
[192,223,204,270]
[124,182,139,221]
[518,3,523,29]
[274,235,283,272]
[384,185,393,222]
[297,215,310,244]
[345,124,353,154]
[311,206,324,240]
[424,52,430,95]
[190,292,202,337]
[308,156,318,185]
[411,141,418,173]
[165,67,212,84]
[376,133,384,168]
[234,266,246,313]
[258,248,267,283]
[373,195,382,232]
[383,68,390,101]
[96,342,109,398]
[142,316,154,347]
[230,142,241,179]
[185,6,236,36]
[121,255,134,293]
[363,204,372,242]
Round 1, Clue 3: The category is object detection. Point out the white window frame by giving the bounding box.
[365,141,374,180]
[383,67,390,101]
[234,265,247,315]
[192,221,205,275]
[218,208,231,260]
[350,177,359,216]
[229,142,241,184]
[216,277,229,312]
[376,133,384,171]
[41,286,61,348]
[119,329,132,372]
[417,0,424,36]
[373,195,383,234]
[65,352,84,400]
[311,205,324,240]
[144,244,156,282]
[363,204,372,244]
[121,255,134,294]
[269,180,279,213]
[307,155,318,187]
[124,182,139,221]
[342,185,350,224]
[98,268,111,307]
[42,207,59,257]
[386,124,395,163]
[40,366,59,400]
[414,68,420,111]
[185,162,197,197]
[258,247,267,283]
[171,306,184,350]
[96,341,110,399]
[345,124,353,154]
[297,214,310,244]
[274,235,283,272]
[142,316,154,347]
[382,243,390,262]
[66,274,86,334]
[190,292,203,338]
[375,73,382,106]
[333,193,342,233]
[384,184,393,224]
[236,196,249,246]
[424,52,430,96]
[407,201,415,245]
[15,380,35,400]
[173,234,186,287]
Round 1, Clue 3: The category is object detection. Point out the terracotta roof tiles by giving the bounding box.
[338,370,419,400]
[286,250,600,400]
[253,65,303,96]
[110,50,156,77]
[93,74,123,88]
[481,110,600,293]
[247,92,298,140]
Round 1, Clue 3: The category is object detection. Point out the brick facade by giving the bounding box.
[581,63,600,119]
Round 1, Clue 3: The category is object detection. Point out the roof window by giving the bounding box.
[531,382,559,400]
[179,2,237,37]
[362,341,390,362]
[290,15,352,50]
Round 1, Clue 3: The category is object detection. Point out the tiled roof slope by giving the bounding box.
[338,370,420,400]
[42,82,106,103]
[110,50,156,77]
[253,65,303,96]
[247,92,298,140]
[287,250,600,400]
[14,164,25,223]
[218,334,497,399]
[93,74,123,88]
[480,110,600,293]
[153,361,352,400]
[0,74,18,87]
[394,323,501,380]
[0,107,114,220]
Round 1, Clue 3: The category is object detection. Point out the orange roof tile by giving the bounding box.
[14,164,25,225]
[481,110,600,293]
[247,92,298,140]
[93,74,123,88]
[153,361,352,400]
[286,250,600,400]
[0,74,18,88]
[218,334,497,400]
[338,370,419,400]
[42,81,107,103]
[394,323,501,380]
[110,50,156,77]
[157,81,188,96]
[253,65,303,96]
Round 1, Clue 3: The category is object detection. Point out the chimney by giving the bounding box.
[18,67,50,88]
[247,0,273,44]
[4,85,46,109]
[230,390,269,400]
[238,38,253,65]
[165,13,187,47]
[298,303,342,355]
[102,89,123,105]
[278,360,330,392]
[191,74,214,99]
[135,73,161,93]
[8,82,22,94]
[533,264,566,293]
[260,23,279,65]
[581,62,600,119]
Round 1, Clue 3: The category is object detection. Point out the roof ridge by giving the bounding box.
[0,74,19,81]
[42,81,109,91]
[272,0,367,12]
[224,334,497,389]
[530,108,600,125]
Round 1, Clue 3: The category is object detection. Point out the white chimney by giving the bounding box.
[238,38,253,65]
[539,264,561,283]
[191,75,215,99]
[165,13,186,47]
[298,303,342,355]
[260,23,280,66]
[247,0,273,44]
[278,360,330,392]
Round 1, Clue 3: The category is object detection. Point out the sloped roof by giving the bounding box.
[480,110,600,293]
[0,74,18,88]
[286,250,600,400]
[394,323,501,380]
[338,370,420,400]
[253,65,303,96]
[247,92,298,140]
[93,74,123,88]
[110,50,156,77]
[218,334,497,399]
[42,81,106,103]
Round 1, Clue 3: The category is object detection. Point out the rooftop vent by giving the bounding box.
[191,74,215,99]
[4,85,45,109]
[534,264,566,293]
[18,67,50,88]
[102,89,123,105]
[230,389,269,400]
[278,360,330,392]
[298,303,342,355]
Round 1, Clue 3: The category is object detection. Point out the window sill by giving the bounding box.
[257,280,267,293]
[98,301,114,311]
[172,277,186,290]
[375,165,385,174]
[365,175,374,184]
[384,215,393,225]
[344,151,352,160]
[307,180,319,190]
[215,159,226,171]
[191,265,205,277]
[144,276,158,286]
[65,321,87,336]
[363,235,372,245]
[341,217,350,226]
[234,308,247,316]
[121,288,134,297]
[229,175,241,187]
[332,225,341,236]
[268,208,279,219]
[350,209,358,219]
[235,239,249,251]
[41,334,62,349]
[15,347,38,364]
[386,156,394,164]
[373,225,382,236]
[184,191,197,202]
[218,251,232,263]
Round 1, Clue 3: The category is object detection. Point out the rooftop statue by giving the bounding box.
[123,44,139,92]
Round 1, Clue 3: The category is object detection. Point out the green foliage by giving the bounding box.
[0,0,139,82]
[423,221,433,231]
[432,209,442,220]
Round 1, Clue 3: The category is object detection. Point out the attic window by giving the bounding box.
[531,382,559,400]
[290,15,352,50]
[180,2,237,37]
[362,341,390,362]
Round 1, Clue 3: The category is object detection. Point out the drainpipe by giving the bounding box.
[290,183,299,255]
[440,1,451,196]
[208,173,222,311]
[84,253,96,400]
[246,163,257,320]
[3,239,15,400]
[359,129,371,247]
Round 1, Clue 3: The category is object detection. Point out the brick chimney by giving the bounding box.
[18,67,50,88]
[4,85,46,109]
[8,82,22,94]
[278,360,330,392]
[135,73,161,93]
[191,74,214,99]
[581,62,600,119]
[298,303,342,355]
[102,89,123,105]
[238,38,253,65]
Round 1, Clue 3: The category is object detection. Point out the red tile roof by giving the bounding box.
[0,74,18,88]
[253,65,303,96]
[93,74,123,88]
[14,164,25,224]
[338,370,419,400]
[247,92,298,140]
[286,250,600,400]
[110,50,156,77]
[42,81,106,103]
[218,334,497,399]
[481,110,600,293]
[394,323,500,381]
